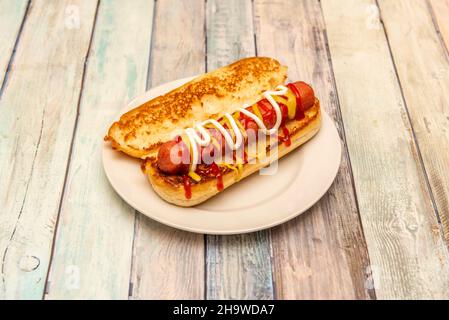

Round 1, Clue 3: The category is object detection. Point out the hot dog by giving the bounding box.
[156,81,315,175]
[105,57,323,206]
[103,57,324,206]
[143,76,321,207]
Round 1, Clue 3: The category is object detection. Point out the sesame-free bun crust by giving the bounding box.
[144,101,321,207]
[106,57,287,159]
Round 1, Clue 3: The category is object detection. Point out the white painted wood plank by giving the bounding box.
[205,0,274,300]
[322,0,449,299]
[45,0,154,300]
[378,0,449,247]
[429,0,449,53]
[0,0,28,87]
[130,0,205,300]
[206,0,255,67]
[0,0,98,299]
[254,0,372,299]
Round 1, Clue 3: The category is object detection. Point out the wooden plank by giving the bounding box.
[0,0,98,299]
[322,0,449,299]
[0,0,28,89]
[254,0,372,299]
[44,0,154,300]
[130,0,205,300]
[429,0,449,53]
[383,0,449,239]
[378,0,449,249]
[205,0,274,300]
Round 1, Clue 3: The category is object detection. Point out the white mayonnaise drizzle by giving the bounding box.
[184,85,288,172]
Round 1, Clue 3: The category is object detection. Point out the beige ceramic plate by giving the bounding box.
[102,77,342,234]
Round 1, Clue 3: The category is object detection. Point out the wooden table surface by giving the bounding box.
[1,0,449,300]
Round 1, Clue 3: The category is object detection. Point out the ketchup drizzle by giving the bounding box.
[182,175,192,199]
[211,162,224,192]
[278,126,291,147]
[257,100,276,126]
[287,83,305,120]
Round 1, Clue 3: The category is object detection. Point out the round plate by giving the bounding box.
[102,77,342,234]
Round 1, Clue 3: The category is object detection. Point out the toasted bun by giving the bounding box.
[106,57,287,159]
[144,100,321,207]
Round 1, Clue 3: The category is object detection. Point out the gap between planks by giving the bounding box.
[0,0,30,99]
[427,0,449,57]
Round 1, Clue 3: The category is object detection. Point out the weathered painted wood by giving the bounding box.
[45,0,154,300]
[205,0,274,300]
[0,0,98,299]
[378,0,449,248]
[429,0,449,53]
[206,0,255,67]
[254,0,372,299]
[0,0,28,89]
[130,0,205,300]
[322,0,449,299]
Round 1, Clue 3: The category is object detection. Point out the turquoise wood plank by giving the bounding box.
[45,0,154,299]
[0,0,28,91]
[0,0,98,299]
[205,0,274,300]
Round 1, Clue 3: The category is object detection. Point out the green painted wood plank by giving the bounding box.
[0,0,98,299]
[205,0,274,300]
[0,0,28,89]
[322,0,449,299]
[254,0,373,299]
[130,0,206,299]
[44,0,155,299]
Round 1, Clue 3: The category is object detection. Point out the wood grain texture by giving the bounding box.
[0,0,97,299]
[130,0,205,300]
[254,0,372,299]
[322,0,449,299]
[45,0,154,300]
[0,0,28,88]
[378,0,449,248]
[429,0,449,53]
[205,0,274,300]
